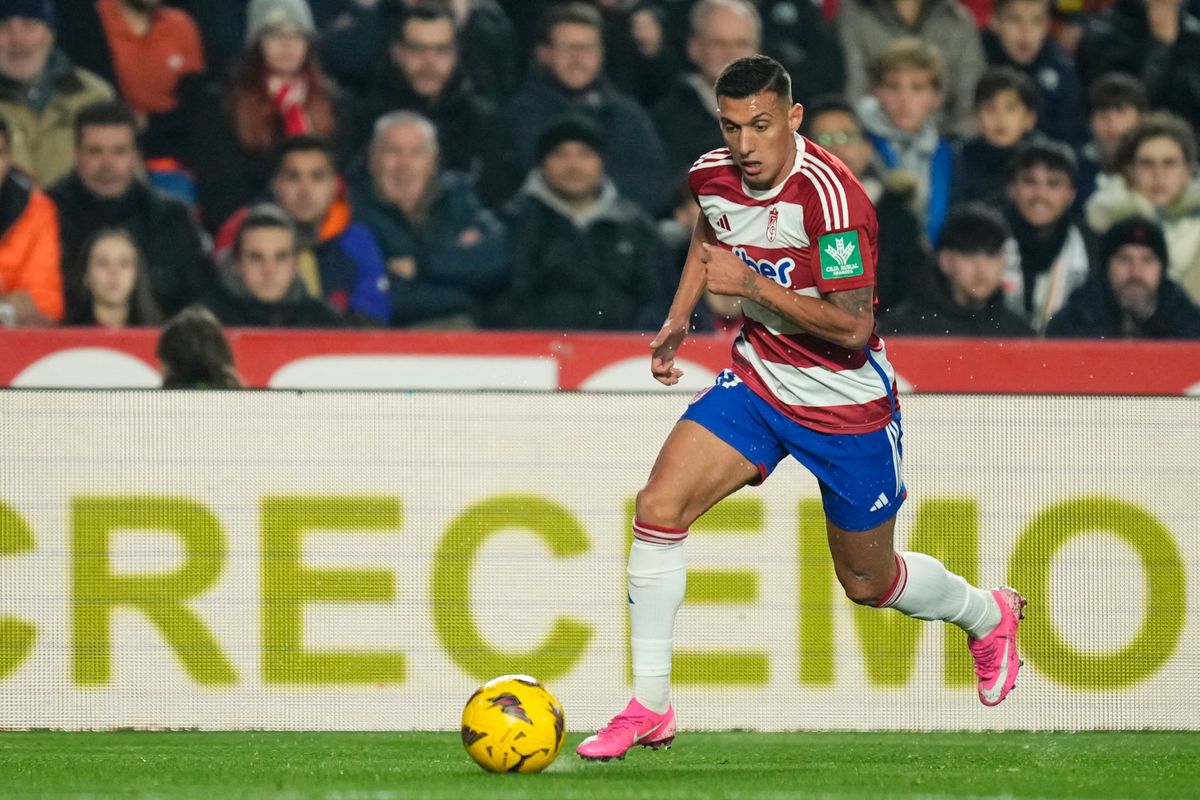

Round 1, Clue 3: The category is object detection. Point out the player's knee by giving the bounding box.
[837,572,889,606]
[634,485,688,530]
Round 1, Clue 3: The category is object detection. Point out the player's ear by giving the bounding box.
[789,103,804,133]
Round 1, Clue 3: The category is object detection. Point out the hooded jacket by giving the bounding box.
[0,170,62,321]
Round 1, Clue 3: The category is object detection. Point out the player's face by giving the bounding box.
[84,234,138,310]
[874,67,942,133]
[541,141,604,202]
[1129,136,1193,208]
[76,124,139,199]
[939,249,1005,307]
[807,110,873,178]
[717,91,803,190]
[990,1,1049,65]
[688,6,759,85]
[236,227,299,303]
[1008,164,1075,228]
[1108,243,1162,316]
[538,22,603,92]
[1091,105,1140,159]
[976,89,1036,148]
[272,150,338,227]
[393,17,457,98]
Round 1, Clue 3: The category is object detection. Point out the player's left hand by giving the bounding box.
[701,243,759,297]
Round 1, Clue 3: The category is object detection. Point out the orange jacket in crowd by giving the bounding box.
[0,175,64,322]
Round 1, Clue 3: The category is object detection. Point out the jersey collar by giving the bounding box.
[740,132,807,201]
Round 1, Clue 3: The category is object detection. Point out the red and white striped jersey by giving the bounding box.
[688,133,898,434]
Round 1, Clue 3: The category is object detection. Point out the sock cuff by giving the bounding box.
[633,517,689,544]
[874,552,909,608]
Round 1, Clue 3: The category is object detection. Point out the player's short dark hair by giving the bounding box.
[233,204,298,260]
[536,2,602,45]
[714,55,791,102]
[390,1,455,44]
[270,135,335,178]
[1007,139,1078,185]
[1088,72,1150,115]
[74,100,138,144]
[974,66,1038,113]
[939,204,1011,256]
[1114,111,1198,173]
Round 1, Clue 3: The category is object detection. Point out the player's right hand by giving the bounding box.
[650,319,688,385]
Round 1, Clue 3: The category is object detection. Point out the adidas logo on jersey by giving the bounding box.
[714,213,732,231]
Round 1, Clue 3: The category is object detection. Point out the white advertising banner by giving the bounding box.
[0,391,1195,731]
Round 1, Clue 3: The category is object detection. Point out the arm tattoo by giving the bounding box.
[824,287,874,319]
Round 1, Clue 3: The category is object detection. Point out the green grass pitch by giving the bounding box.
[1,731,1197,799]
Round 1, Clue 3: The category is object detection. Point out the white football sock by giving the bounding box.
[882,552,1001,639]
[627,537,686,714]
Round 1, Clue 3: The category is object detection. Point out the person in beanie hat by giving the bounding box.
[244,0,314,46]
[1047,217,1200,338]
[488,112,671,331]
[0,0,114,185]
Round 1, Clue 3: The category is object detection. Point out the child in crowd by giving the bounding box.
[64,229,163,329]
[856,38,955,245]
[953,67,1040,209]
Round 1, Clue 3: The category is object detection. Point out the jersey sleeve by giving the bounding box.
[805,176,878,295]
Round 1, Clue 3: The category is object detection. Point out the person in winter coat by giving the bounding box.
[0,115,60,324]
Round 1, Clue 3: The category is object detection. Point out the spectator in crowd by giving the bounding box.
[595,0,680,108]
[651,0,760,184]
[63,228,163,328]
[656,177,737,332]
[882,204,1034,336]
[351,111,507,328]
[216,135,390,325]
[983,0,1087,147]
[170,0,249,84]
[802,96,929,317]
[952,66,1040,209]
[201,204,344,327]
[500,2,669,214]
[750,0,845,105]
[1002,141,1093,331]
[1077,73,1150,205]
[0,115,60,325]
[1086,112,1200,302]
[49,101,211,317]
[857,38,955,244]
[353,3,505,207]
[192,0,341,231]
[438,0,520,106]
[490,115,668,331]
[157,305,246,389]
[1047,216,1200,337]
[1077,0,1200,134]
[94,0,205,143]
[0,0,114,187]
[838,0,984,136]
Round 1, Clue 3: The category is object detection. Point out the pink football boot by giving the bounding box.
[969,587,1028,706]
[577,699,676,761]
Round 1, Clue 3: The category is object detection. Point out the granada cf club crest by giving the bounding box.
[488,693,533,724]
[766,206,779,242]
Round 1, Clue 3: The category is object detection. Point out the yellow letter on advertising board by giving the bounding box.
[0,502,36,678]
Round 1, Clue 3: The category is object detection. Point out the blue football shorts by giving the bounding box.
[680,369,906,532]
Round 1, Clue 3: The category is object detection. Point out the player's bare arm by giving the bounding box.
[701,242,875,349]
[650,216,720,385]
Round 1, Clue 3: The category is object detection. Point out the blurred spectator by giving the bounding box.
[1086,112,1200,302]
[441,0,520,106]
[62,227,163,327]
[838,0,984,136]
[201,204,344,327]
[172,0,249,83]
[191,0,341,231]
[651,0,760,184]
[595,0,680,107]
[0,0,114,187]
[983,0,1087,147]
[490,115,668,331]
[157,305,246,389]
[499,2,668,214]
[0,115,60,325]
[1047,216,1200,337]
[351,111,507,328]
[750,0,845,105]
[856,38,955,245]
[882,204,1033,336]
[1002,141,1093,331]
[1077,0,1200,133]
[216,135,391,325]
[1077,73,1150,206]
[952,66,1040,209]
[803,96,930,317]
[49,101,211,316]
[657,177,735,332]
[352,3,505,206]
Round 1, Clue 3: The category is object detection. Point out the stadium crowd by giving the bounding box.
[1,0,1200,338]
